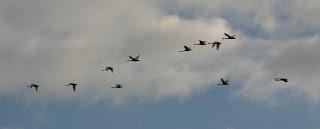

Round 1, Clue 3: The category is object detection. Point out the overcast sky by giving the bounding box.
[1,0,320,129]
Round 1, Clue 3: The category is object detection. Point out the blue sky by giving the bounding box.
[1,0,320,129]
[1,86,320,129]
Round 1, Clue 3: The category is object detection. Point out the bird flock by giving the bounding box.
[26,33,288,93]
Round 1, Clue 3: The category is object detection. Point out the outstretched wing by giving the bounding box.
[221,78,227,84]
[135,55,140,59]
[73,85,76,92]
[211,43,216,48]
[184,46,190,50]
[216,43,220,50]
[224,33,231,38]
[129,56,135,60]
[184,46,188,49]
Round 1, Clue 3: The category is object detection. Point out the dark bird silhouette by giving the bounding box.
[127,55,140,62]
[274,78,288,82]
[208,41,222,50]
[194,40,207,45]
[102,66,114,73]
[27,83,39,92]
[65,83,77,92]
[222,33,236,39]
[111,84,122,88]
[217,78,229,86]
[179,46,192,52]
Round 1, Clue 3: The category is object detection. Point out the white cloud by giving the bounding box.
[0,0,320,105]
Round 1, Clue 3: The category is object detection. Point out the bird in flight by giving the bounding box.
[217,78,230,86]
[274,78,288,82]
[65,83,77,92]
[222,33,236,39]
[27,83,39,92]
[111,84,122,88]
[179,46,192,52]
[102,66,114,73]
[194,40,207,45]
[208,41,222,50]
[127,55,140,62]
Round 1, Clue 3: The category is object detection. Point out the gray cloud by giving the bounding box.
[0,0,320,104]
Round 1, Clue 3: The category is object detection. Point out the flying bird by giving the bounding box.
[111,84,122,88]
[127,55,140,62]
[194,40,207,45]
[274,78,288,82]
[217,78,230,86]
[208,41,222,50]
[179,46,192,52]
[65,83,77,92]
[102,66,114,73]
[222,33,236,39]
[27,83,39,92]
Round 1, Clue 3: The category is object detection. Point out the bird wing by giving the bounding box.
[211,43,216,48]
[221,78,227,84]
[73,85,76,92]
[216,43,220,50]
[110,68,113,73]
[35,86,38,92]
[135,55,140,59]
[129,56,135,60]
[225,33,231,38]
[184,46,188,50]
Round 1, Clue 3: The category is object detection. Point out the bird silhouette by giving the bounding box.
[179,46,192,52]
[217,78,229,86]
[111,84,122,88]
[222,33,236,39]
[102,66,114,73]
[274,78,288,82]
[65,83,77,92]
[208,41,222,50]
[127,55,140,62]
[27,83,39,92]
[194,40,207,45]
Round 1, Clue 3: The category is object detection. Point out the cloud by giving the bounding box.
[0,0,320,105]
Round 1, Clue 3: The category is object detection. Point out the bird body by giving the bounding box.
[102,66,114,73]
[179,46,192,52]
[217,78,229,86]
[208,41,222,50]
[274,78,288,82]
[222,33,236,39]
[27,83,39,92]
[65,83,77,92]
[127,55,140,62]
[111,84,122,88]
[194,40,207,45]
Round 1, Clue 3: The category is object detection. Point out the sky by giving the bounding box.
[0,0,320,129]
